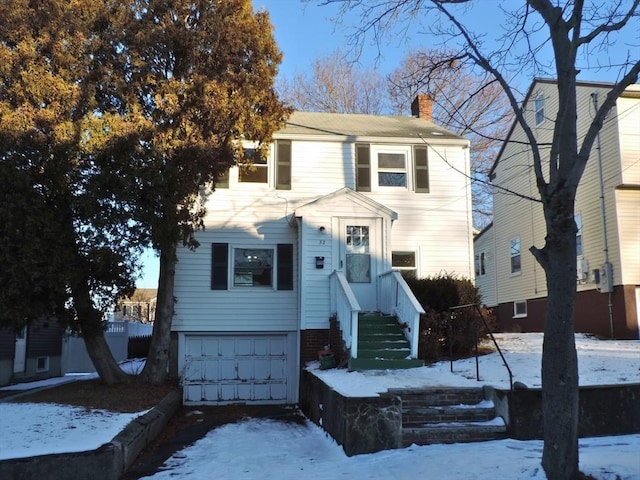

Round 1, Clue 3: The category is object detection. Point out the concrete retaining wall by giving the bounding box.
[300,369,402,456]
[491,383,640,440]
[0,389,181,480]
[302,370,640,456]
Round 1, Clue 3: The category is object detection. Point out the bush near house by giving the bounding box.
[404,273,497,363]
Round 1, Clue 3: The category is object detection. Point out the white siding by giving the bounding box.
[474,225,497,307]
[175,136,473,334]
[617,91,640,185]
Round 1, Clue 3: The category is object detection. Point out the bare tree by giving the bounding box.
[278,49,389,114]
[325,1,640,479]
[389,49,513,228]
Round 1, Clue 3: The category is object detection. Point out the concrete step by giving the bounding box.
[402,400,497,426]
[389,387,486,406]
[402,418,507,446]
[357,347,411,360]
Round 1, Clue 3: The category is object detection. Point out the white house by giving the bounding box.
[475,79,640,340]
[172,95,474,405]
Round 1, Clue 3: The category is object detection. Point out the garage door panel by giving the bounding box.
[183,334,292,405]
[218,358,236,380]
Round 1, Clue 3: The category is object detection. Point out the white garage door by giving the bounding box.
[183,335,291,405]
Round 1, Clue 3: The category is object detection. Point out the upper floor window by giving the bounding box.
[378,152,407,187]
[510,237,521,274]
[534,95,545,125]
[239,148,268,183]
[575,214,583,257]
[475,252,486,276]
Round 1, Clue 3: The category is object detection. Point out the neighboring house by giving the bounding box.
[172,95,474,405]
[475,79,639,340]
[113,288,157,324]
[0,316,63,387]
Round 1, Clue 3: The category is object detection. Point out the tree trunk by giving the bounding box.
[72,276,129,385]
[533,191,579,480]
[140,246,176,385]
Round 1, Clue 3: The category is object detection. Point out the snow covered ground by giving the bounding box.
[1,334,639,479]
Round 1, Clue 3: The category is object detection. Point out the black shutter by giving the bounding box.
[414,146,429,193]
[277,244,293,290]
[355,144,371,192]
[276,140,292,190]
[211,243,228,290]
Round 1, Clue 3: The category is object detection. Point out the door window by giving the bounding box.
[345,225,370,283]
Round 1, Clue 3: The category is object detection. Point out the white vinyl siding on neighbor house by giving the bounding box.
[617,90,640,185]
[473,224,497,308]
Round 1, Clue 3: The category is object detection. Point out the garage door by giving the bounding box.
[183,335,290,405]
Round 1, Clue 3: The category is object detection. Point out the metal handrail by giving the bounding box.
[448,303,514,390]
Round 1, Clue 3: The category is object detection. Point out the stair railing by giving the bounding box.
[330,270,361,358]
[449,303,513,390]
[378,270,425,358]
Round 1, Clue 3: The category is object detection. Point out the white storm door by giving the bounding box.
[13,326,27,373]
[339,218,380,311]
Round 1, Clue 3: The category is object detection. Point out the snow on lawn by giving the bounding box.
[0,335,639,479]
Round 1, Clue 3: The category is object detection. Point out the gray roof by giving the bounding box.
[277,111,464,142]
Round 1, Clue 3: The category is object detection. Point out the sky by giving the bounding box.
[135,0,639,289]
[1,333,640,479]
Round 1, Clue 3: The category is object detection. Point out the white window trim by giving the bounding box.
[370,145,412,190]
[513,301,527,319]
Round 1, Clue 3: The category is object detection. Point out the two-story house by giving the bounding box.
[475,79,639,340]
[171,95,474,405]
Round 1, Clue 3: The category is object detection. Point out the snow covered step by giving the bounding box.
[403,400,497,426]
[402,418,507,446]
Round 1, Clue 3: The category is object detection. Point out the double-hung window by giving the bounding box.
[377,152,407,187]
[392,251,417,279]
[475,252,486,276]
[239,148,268,183]
[534,95,545,125]
[510,237,521,274]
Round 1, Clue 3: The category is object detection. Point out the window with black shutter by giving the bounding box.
[211,243,228,290]
[277,244,293,290]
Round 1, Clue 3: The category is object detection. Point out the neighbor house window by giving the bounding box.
[510,237,521,274]
[475,252,486,276]
[535,95,545,125]
[377,152,407,187]
[211,243,293,291]
[392,251,417,279]
[36,356,49,372]
[575,214,583,257]
[275,140,292,190]
[513,301,527,318]
[239,148,268,183]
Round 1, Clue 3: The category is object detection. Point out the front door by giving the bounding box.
[13,326,27,373]
[339,218,380,311]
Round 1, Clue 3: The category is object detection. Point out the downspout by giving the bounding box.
[590,92,614,338]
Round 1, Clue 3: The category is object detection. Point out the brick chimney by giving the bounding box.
[411,94,433,122]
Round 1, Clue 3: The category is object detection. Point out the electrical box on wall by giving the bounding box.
[576,257,589,282]
[595,262,614,293]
